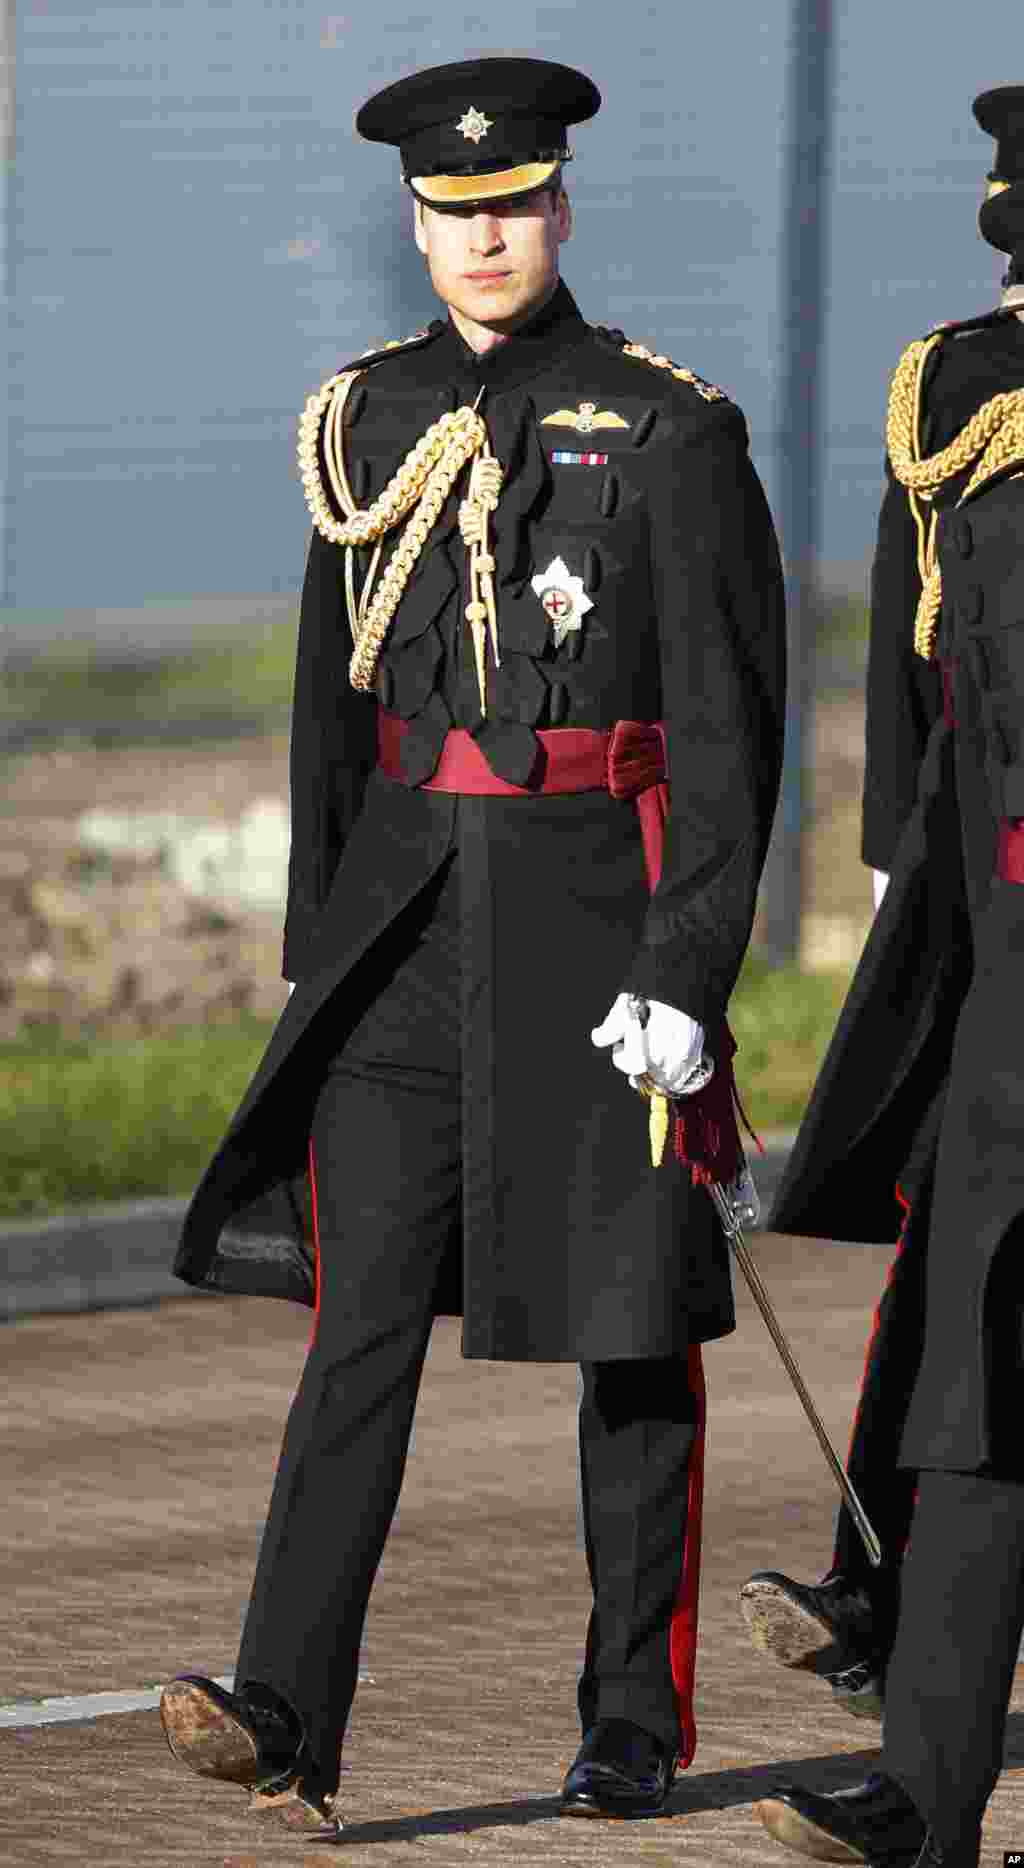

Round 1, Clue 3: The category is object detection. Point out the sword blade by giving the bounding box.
[707,1182,883,1570]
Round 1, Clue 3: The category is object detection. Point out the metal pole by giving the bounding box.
[1,0,15,614]
[760,0,835,967]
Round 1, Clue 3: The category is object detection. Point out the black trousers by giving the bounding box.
[878,1221,1024,1856]
[881,1469,1024,1857]
[235,859,698,1790]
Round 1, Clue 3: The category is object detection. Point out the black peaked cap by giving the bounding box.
[356,57,600,207]
[975,87,1024,258]
[974,86,1024,181]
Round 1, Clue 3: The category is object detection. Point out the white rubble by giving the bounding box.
[76,798,290,914]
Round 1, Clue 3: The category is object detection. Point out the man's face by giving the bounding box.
[414,188,571,332]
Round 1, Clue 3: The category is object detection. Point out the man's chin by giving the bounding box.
[456,283,551,333]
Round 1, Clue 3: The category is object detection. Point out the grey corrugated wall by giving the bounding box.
[4,1,1019,614]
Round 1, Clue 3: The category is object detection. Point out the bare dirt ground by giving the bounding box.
[0,733,293,1039]
[2,1234,1021,1867]
[0,693,871,1043]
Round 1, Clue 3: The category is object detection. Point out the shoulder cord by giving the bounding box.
[297,372,502,704]
[619,339,728,403]
[886,335,1024,659]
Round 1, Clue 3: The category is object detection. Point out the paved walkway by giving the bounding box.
[2,1232,1022,1866]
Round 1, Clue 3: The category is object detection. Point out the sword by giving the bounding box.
[706,1161,882,1570]
[637,1063,882,1570]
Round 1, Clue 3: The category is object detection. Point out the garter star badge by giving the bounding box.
[456,107,493,144]
[541,400,629,434]
[531,556,593,649]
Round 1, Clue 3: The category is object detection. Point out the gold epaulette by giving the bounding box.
[886,330,1024,659]
[619,339,728,404]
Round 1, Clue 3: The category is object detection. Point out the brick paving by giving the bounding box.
[1,1232,1022,1866]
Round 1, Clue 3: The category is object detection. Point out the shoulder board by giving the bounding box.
[334,319,446,379]
[593,324,729,404]
[300,322,446,450]
[926,306,1014,344]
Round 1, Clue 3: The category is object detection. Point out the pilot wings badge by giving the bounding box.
[541,400,629,435]
[531,557,593,649]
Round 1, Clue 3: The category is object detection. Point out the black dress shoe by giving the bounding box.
[739,1570,891,1720]
[560,1717,676,1818]
[159,1674,342,1837]
[756,1771,927,1865]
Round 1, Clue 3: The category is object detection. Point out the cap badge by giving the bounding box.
[531,556,593,649]
[542,400,629,434]
[456,107,493,144]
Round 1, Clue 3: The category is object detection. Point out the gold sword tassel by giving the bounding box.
[649,1089,670,1167]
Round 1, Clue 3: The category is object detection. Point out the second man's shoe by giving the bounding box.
[755,1771,927,1864]
[739,1570,889,1720]
[560,1717,676,1818]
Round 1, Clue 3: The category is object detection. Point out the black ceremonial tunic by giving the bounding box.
[773,309,1024,1470]
[173,283,786,1363]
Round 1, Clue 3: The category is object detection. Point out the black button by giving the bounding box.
[959,585,984,628]
[631,407,657,449]
[583,546,602,594]
[564,627,584,662]
[971,639,991,689]
[352,457,370,501]
[599,471,620,519]
[375,664,395,709]
[954,516,973,558]
[347,385,368,425]
[547,681,570,725]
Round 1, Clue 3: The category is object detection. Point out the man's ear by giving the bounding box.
[556,188,572,245]
[413,198,428,255]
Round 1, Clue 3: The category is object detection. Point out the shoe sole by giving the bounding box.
[739,1579,843,1669]
[159,1680,261,1786]
[248,1783,342,1837]
[755,1796,865,1862]
[740,1581,885,1722]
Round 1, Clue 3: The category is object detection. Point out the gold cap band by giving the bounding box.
[408,160,561,207]
[986,176,1012,200]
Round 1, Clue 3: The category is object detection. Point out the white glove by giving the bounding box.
[872,869,889,911]
[591,992,706,1095]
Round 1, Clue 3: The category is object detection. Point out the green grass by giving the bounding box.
[0,957,854,1220]
[729,954,851,1133]
[0,1018,275,1219]
[3,619,298,731]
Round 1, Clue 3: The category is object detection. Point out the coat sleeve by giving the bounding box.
[861,460,944,872]
[281,529,379,982]
[621,403,786,1028]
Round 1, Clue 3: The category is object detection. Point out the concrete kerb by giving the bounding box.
[0,1133,798,1323]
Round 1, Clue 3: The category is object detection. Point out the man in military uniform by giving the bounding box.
[744,87,1024,1868]
[156,57,785,1838]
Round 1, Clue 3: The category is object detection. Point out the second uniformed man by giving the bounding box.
[750,85,1024,1868]
[157,56,786,1837]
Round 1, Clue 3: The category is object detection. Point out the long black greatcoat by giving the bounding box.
[173,283,786,1362]
[773,308,1024,1468]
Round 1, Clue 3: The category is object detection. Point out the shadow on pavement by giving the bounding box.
[318,1718,1024,1846]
